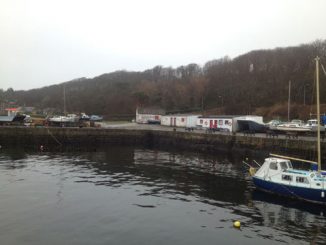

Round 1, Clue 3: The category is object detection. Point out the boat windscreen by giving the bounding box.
[269,161,278,170]
[280,162,288,170]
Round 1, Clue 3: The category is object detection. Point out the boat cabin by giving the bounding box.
[306,119,318,126]
[254,157,326,190]
[255,158,293,178]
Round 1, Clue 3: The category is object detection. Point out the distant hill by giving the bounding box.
[1,40,326,120]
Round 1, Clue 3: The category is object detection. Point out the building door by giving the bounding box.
[214,120,217,128]
[173,117,176,126]
[209,120,214,128]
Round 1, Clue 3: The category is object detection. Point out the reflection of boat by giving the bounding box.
[250,57,326,205]
[252,190,326,244]
[252,190,326,217]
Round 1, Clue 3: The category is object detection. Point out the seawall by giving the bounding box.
[0,127,322,160]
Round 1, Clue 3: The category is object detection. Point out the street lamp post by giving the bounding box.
[219,95,223,106]
[303,84,309,106]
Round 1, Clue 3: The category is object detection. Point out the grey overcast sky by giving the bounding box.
[1,0,326,90]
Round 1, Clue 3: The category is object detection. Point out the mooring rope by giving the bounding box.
[46,127,62,146]
[280,183,303,200]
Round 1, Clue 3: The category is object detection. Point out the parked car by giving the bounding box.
[265,119,282,129]
[90,115,103,121]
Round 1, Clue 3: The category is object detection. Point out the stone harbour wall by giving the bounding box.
[0,127,322,160]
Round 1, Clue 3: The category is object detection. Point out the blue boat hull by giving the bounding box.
[252,177,326,205]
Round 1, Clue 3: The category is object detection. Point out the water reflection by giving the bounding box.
[250,190,326,243]
[64,148,249,206]
[0,147,325,244]
[0,147,28,161]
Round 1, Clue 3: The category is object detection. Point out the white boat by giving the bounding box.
[250,57,326,205]
[250,154,326,204]
[79,113,90,121]
[305,119,325,132]
[265,119,282,129]
[48,114,79,123]
[48,85,80,124]
[275,119,311,132]
[90,115,103,121]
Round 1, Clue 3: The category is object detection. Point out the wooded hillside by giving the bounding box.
[1,40,326,120]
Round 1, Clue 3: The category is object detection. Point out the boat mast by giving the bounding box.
[63,84,66,116]
[288,80,291,122]
[316,56,321,172]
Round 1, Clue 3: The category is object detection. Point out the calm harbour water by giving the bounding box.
[0,146,325,245]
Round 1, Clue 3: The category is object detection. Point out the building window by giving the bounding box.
[200,119,203,124]
[282,175,292,181]
[296,176,309,184]
[219,120,223,125]
[181,118,185,122]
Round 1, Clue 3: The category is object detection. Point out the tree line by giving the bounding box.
[1,40,326,120]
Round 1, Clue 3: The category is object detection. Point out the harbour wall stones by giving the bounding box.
[0,127,322,160]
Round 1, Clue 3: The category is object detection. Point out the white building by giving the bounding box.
[197,115,265,132]
[5,108,19,117]
[197,116,234,132]
[136,107,165,124]
[161,114,200,128]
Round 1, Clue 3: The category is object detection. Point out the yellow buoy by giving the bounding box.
[233,220,241,228]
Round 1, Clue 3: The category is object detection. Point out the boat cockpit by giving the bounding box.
[266,159,293,172]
